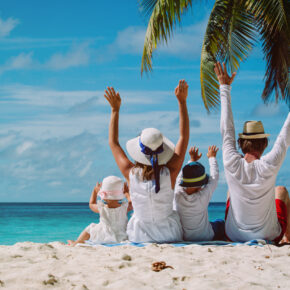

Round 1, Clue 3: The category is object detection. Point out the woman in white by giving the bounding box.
[68,176,129,246]
[104,80,189,243]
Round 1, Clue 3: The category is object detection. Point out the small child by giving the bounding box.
[68,176,130,246]
[174,145,223,241]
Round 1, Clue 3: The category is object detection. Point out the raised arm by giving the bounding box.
[262,113,290,168]
[89,182,101,213]
[201,145,220,206]
[104,87,134,181]
[214,63,241,168]
[167,80,190,187]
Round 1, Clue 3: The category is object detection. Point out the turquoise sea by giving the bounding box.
[0,202,226,245]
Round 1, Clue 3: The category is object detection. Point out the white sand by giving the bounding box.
[0,242,289,289]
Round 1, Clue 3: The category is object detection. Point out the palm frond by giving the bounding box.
[246,0,290,104]
[200,0,257,111]
[139,0,193,74]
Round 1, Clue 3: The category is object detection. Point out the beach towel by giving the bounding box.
[78,239,273,248]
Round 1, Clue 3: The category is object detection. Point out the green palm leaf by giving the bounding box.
[139,0,193,74]
[200,0,257,111]
[247,0,290,103]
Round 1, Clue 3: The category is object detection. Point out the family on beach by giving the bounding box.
[68,63,290,246]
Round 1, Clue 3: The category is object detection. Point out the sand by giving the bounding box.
[0,242,289,289]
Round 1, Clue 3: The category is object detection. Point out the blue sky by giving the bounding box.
[0,0,289,202]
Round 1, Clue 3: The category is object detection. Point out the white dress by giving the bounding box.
[85,200,128,243]
[127,167,183,243]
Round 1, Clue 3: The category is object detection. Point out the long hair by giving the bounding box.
[132,162,166,181]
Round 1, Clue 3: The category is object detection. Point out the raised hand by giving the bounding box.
[93,182,102,195]
[175,80,188,103]
[214,62,236,85]
[207,145,219,158]
[104,87,121,112]
[189,146,202,162]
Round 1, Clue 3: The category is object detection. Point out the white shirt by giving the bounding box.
[220,84,290,242]
[174,158,219,241]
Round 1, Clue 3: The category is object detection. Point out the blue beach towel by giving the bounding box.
[82,239,272,248]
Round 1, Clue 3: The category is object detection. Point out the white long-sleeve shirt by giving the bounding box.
[174,157,219,241]
[220,85,290,242]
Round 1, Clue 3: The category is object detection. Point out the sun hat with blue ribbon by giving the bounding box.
[180,162,209,188]
[126,128,175,193]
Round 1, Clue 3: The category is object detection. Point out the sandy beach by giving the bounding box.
[0,242,289,289]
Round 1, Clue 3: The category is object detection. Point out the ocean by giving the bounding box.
[0,202,226,245]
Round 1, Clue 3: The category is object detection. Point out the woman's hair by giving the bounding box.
[237,137,268,155]
[132,162,166,181]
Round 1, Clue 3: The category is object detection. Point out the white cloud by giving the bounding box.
[45,43,90,70]
[0,17,19,37]
[0,52,34,74]
[112,18,207,58]
[16,141,34,155]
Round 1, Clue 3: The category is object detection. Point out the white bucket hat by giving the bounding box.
[99,176,125,200]
[126,128,175,166]
[238,121,270,139]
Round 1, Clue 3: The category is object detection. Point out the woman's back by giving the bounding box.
[127,167,182,243]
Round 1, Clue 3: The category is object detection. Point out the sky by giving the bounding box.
[0,0,289,202]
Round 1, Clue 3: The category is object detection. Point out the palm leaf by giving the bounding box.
[139,0,193,74]
[246,0,290,104]
[200,0,257,111]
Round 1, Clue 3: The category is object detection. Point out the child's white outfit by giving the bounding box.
[127,167,183,243]
[174,158,219,241]
[85,200,128,243]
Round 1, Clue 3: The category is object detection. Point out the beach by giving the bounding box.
[0,242,289,289]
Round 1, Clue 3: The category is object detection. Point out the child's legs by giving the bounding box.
[68,229,90,246]
[275,186,290,242]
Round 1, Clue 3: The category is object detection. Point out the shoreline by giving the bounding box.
[0,242,289,289]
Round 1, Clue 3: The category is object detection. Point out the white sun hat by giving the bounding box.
[99,176,125,200]
[126,128,175,166]
[238,121,270,139]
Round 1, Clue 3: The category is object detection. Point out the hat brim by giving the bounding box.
[179,174,209,188]
[238,133,270,139]
[126,135,175,166]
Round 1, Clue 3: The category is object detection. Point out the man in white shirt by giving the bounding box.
[215,62,290,243]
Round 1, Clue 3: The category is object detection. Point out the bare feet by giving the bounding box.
[279,233,290,244]
[67,240,77,246]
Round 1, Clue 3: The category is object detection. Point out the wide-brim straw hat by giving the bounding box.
[126,128,175,166]
[238,120,270,139]
[99,176,125,200]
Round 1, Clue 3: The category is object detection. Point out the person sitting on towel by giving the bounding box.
[215,62,290,243]
[174,146,225,241]
[68,176,132,246]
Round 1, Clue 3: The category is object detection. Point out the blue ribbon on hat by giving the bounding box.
[139,139,164,193]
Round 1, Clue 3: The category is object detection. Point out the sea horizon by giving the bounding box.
[0,202,226,245]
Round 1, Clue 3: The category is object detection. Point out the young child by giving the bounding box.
[174,146,223,241]
[104,81,189,243]
[67,176,130,246]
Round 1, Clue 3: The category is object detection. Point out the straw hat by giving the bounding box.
[180,162,209,188]
[99,176,125,200]
[238,121,270,139]
[126,128,175,166]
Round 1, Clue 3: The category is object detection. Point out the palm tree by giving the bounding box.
[139,0,289,111]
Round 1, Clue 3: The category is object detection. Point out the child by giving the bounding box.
[174,146,223,241]
[104,81,189,243]
[67,176,129,246]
